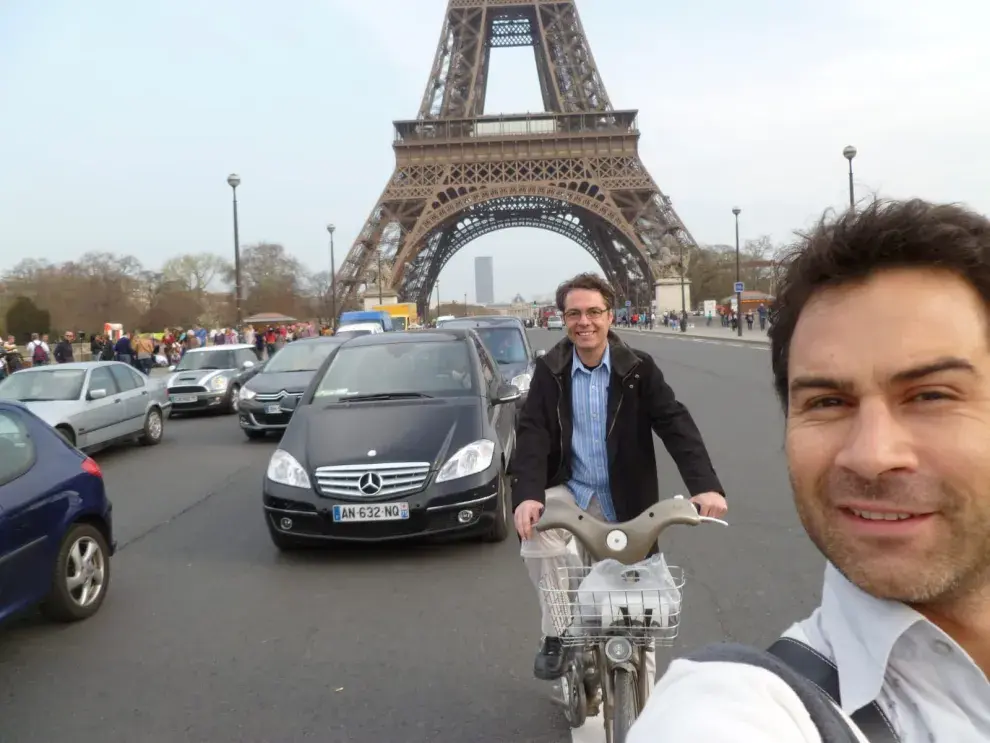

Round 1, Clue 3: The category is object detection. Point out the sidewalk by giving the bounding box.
[617,322,770,346]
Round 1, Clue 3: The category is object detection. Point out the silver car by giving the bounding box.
[0,361,170,450]
[165,344,258,417]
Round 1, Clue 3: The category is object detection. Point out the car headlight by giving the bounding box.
[436,440,495,483]
[239,386,256,400]
[209,376,229,391]
[510,373,531,393]
[266,449,312,489]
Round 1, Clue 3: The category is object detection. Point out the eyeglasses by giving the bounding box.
[563,308,609,322]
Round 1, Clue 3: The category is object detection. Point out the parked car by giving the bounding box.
[165,344,258,416]
[429,315,542,402]
[333,323,383,339]
[0,400,115,624]
[546,316,563,330]
[238,336,348,439]
[0,361,169,451]
[262,329,520,549]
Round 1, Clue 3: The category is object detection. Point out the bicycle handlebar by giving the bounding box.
[533,495,727,564]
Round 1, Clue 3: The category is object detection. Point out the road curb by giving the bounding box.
[615,327,771,347]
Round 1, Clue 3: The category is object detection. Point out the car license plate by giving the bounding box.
[332,503,410,522]
[265,403,282,414]
[171,394,197,404]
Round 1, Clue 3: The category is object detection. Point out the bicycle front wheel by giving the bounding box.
[611,668,639,743]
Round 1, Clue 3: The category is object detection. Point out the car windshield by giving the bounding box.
[265,342,341,373]
[313,341,477,400]
[175,350,237,371]
[473,327,528,364]
[0,369,86,402]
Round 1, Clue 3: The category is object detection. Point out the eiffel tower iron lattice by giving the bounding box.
[333,0,698,318]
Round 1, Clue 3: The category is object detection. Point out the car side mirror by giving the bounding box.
[536,349,546,358]
[168,365,176,372]
[279,396,299,412]
[494,383,521,405]
[88,388,108,400]
[242,360,255,370]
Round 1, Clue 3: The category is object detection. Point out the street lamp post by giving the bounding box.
[327,224,336,330]
[733,206,742,338]
[679,243,687,333]
[435,281,440,320]
[227,174,243,327]
[843,145,857,209]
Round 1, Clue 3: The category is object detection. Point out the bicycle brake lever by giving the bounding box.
[699,516,729,527]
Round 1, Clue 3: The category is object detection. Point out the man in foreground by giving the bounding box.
[510,272,726,681]
[630,198,990,741]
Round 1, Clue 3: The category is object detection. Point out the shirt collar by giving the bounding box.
[820,562,940,713]
[572,344,611,376]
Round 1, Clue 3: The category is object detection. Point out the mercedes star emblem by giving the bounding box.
[358,472,383,495]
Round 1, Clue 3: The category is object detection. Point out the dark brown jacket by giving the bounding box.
[509,332,724,520]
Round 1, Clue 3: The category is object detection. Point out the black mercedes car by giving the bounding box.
[261,329,520,549]
[237,336,347,439]
[436,315,543,402]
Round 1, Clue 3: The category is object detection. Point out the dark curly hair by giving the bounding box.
[555,273,616,312]
[769,198,990,410]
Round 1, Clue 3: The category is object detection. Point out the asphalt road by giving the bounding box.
[0,329,824,743]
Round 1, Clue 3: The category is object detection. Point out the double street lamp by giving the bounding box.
[227,174,243,327]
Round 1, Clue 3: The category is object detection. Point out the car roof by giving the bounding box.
[10,361,124,373]
[184,344,255,353]
[440,315,525,329]
[0,398,28,411]
[341,329,472,347]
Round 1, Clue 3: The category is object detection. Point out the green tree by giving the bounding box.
[5,296,51,343]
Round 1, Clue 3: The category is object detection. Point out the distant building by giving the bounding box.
[475,257,494,305]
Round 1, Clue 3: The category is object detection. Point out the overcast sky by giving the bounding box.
[2,0,988,303]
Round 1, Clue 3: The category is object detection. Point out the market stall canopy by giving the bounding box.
[243,312,297,324]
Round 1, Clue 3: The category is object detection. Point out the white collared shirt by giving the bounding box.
[628,563,990,742]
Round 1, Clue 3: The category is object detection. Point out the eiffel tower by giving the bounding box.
[333,0,698,317]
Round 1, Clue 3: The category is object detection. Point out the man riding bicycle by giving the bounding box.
[509,272,727,682]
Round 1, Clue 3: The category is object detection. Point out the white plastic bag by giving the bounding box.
[575,554,681,634]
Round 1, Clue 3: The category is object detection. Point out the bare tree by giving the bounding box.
[161,253,232,293]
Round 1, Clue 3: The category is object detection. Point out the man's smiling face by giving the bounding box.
[786,267,990,604]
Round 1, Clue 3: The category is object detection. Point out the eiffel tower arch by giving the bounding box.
[334,0,698,319]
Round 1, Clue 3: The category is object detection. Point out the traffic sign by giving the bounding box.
[734,282,745,293]
[625,300,632,307]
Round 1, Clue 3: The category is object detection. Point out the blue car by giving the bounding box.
[0,400,115,624]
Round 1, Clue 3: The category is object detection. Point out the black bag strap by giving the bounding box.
[767,638,898,743]
[684,641,899,743]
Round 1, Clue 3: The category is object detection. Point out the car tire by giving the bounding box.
[225,385,240,414]
[139,408,164,446]
[40,523,111,623]
[55,425,76,447]
[244,429,266,441]
[483,464,510,543]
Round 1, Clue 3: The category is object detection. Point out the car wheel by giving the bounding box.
[483,464,510,543]
[226,385,241,414]
[40,523,111,623]
[139,408,163,446]
[55,425,76,447]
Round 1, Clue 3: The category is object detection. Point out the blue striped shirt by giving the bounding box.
[567,346,616,522]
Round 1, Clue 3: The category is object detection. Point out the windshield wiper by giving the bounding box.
[337,392,434,402]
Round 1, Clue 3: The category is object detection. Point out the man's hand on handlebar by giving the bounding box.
[514,500,544,540]
[691,491,728,518]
